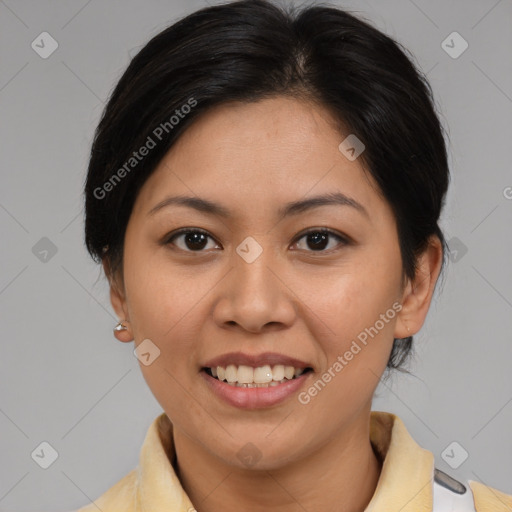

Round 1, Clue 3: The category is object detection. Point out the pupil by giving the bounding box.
[186,232,207,250]
[308,232,328,250]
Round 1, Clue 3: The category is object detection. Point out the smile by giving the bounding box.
[204,364,313,387]
[201,365,313,409]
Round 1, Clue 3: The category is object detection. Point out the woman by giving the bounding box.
[78,1,511,510]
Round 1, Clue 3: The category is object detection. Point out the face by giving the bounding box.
[109,96,429,470]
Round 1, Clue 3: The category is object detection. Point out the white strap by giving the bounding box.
[432,478,477,511]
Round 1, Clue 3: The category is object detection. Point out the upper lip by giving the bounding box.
[202,351,312,370]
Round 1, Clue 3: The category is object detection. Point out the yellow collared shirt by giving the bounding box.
[74,411,512,511]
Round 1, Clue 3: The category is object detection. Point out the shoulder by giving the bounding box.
[468,478,512,512]
[433,467,512,512]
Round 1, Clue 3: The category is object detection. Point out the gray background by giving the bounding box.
[1,0,511,511]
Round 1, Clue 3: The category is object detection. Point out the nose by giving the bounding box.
[212,246,297,333]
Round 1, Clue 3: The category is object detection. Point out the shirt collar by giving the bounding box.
[365,411,434,511]
[135,410,434,512]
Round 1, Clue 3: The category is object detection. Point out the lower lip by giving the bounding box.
[200,370,311,409]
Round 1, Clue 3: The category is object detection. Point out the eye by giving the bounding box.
[292,228,349,253]
[164,228,220,252]
[163,227,349,254]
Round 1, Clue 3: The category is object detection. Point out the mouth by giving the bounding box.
[202,364,314,388]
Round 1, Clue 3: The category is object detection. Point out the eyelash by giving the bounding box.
[163,227,350,254]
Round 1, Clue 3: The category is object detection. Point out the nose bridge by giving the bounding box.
[213,235,295,331]
[233,235,278,300]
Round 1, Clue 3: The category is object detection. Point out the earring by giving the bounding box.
[113,320,128,333]
[113,319,133,343]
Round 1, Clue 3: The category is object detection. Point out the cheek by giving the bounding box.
[121,253,194,390]
[297,253,400,393]
[303,260,398,339]
[123,246,199,338]
[297,271,398,417]
[122,254,210,420]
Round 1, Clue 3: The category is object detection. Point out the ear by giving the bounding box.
[103,258,133,343]
[394,235,444,338]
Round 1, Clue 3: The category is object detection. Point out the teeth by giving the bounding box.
[225,364,237,383]
[284,366,295,380]
[209,364,308,385]
[237,365,254,384]
[254,365,272,383]
[272,364,284,381]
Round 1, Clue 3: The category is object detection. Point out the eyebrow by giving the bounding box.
[147,192,369,220]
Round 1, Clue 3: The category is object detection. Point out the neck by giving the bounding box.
[172,411,382,512]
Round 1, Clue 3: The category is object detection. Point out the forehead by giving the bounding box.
[133,97,386,222]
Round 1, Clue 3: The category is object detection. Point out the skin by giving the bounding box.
[106,96,443,512]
